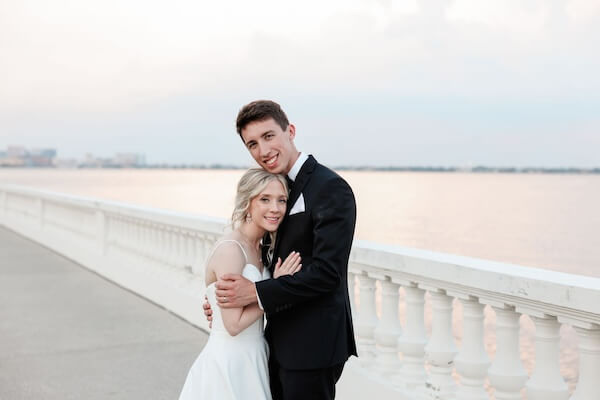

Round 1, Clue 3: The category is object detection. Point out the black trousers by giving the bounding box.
[269,357,345,400]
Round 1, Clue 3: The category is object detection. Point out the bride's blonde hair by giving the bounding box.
[231,169,288,262]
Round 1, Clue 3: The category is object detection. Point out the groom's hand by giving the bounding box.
[215,274,257,308]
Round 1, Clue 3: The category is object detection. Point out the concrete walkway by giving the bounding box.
[0,226,208,400]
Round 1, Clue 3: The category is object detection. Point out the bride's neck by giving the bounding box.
[236,222,265,251]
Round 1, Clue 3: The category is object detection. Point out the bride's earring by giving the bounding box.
[245,213,252,223]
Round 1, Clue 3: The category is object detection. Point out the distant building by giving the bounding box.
[30,148,57,167]
[113,153,146,167]
[0,146,57,167]
[6,146,28,158]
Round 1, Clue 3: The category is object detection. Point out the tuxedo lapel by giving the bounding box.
[286,155,317,215]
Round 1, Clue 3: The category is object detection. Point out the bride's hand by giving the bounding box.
[273,251,302,278]
[203,295,213,329]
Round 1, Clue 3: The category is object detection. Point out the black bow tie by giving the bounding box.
[285,176,294,192]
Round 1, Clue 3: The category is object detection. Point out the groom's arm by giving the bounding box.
[255,176,356,314]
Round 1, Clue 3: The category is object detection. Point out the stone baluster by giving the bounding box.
[129,219,138,253]
[113,217,122,248]
[131,220,141,254]
[396,282,427,390]
[135,219,148,260]
[487,306,528,400]
[175,230,185,268]
[124,218,133,251]
[140,221,150,256]
[423,288,458,399]
[95,210,107,256]
[166,228,177,267]
[570,325,600,400]
[373,276,402,376]
[146,223,156,260]
[141,222,152,260]
[191,234,204,275]
[356,271,378,366]
[153,226,162,263]
[526,314,569,400]
[159,227,170,265]
[453,295,490,400]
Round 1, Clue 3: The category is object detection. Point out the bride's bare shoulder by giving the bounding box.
[206,239,246,279]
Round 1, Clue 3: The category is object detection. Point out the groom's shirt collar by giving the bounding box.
[287,152,308,182]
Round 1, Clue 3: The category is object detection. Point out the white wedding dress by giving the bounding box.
[179,240,272,400]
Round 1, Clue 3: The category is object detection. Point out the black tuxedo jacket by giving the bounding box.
[256,155,358,370]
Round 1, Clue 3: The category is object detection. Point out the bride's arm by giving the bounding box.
[224,303,264,336]
[210,243,264,336]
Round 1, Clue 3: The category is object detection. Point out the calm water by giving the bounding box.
[2,168,599,277]
[2,168,597,392]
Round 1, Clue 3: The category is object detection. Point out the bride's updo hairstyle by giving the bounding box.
[231,168,288,229]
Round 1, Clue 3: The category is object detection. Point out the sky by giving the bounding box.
[1,0,599,167]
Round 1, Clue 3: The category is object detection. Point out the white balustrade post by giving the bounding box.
[191,234,204,275]
[424,289,458,399]
[487,306,528,400]
[570,326,600,400]
[453,296,490,400]
[167,229,177,267]
[373,277,402,376]
[397,283,427,390]
[132,220,141,254]
[175,230,185,268]
[140,222,149,256]
[150,224,160,261]
[177,231,186,268]
[159,228,169,265]
[356,272,378,366]
[95,210,107,255]
[526,315,569,400]
[184,232,193,269]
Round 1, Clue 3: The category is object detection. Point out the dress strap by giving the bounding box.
[210,239,249,264]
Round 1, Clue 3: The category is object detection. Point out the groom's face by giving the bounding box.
[241,118,296,175]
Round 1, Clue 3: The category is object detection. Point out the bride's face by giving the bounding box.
[248,180,287,232]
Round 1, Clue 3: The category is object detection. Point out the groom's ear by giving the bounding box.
[288,124,296,141]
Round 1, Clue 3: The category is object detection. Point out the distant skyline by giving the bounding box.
[1,1,599,167]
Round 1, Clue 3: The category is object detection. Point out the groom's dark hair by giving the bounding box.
[236,100,290,138]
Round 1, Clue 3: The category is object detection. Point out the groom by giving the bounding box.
[211,100,357,400]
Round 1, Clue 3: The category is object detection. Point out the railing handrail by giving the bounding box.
[351,240,600,326]
[0,184,227,234]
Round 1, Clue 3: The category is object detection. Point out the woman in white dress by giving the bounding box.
[179,168,301,400]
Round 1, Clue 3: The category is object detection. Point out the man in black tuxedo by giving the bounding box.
[213,100,357,400]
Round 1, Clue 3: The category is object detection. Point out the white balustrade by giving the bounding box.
[397,283,427,390]
[487,306,528,400]
[356,272,378,366]
[453,296,490,400]
[423,289,458,399]
[526,315,569,400]
[2,184,600,400]
[373,277,402,376]
[570,326,600,400]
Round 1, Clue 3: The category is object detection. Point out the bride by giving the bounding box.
[179,168,301,400]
